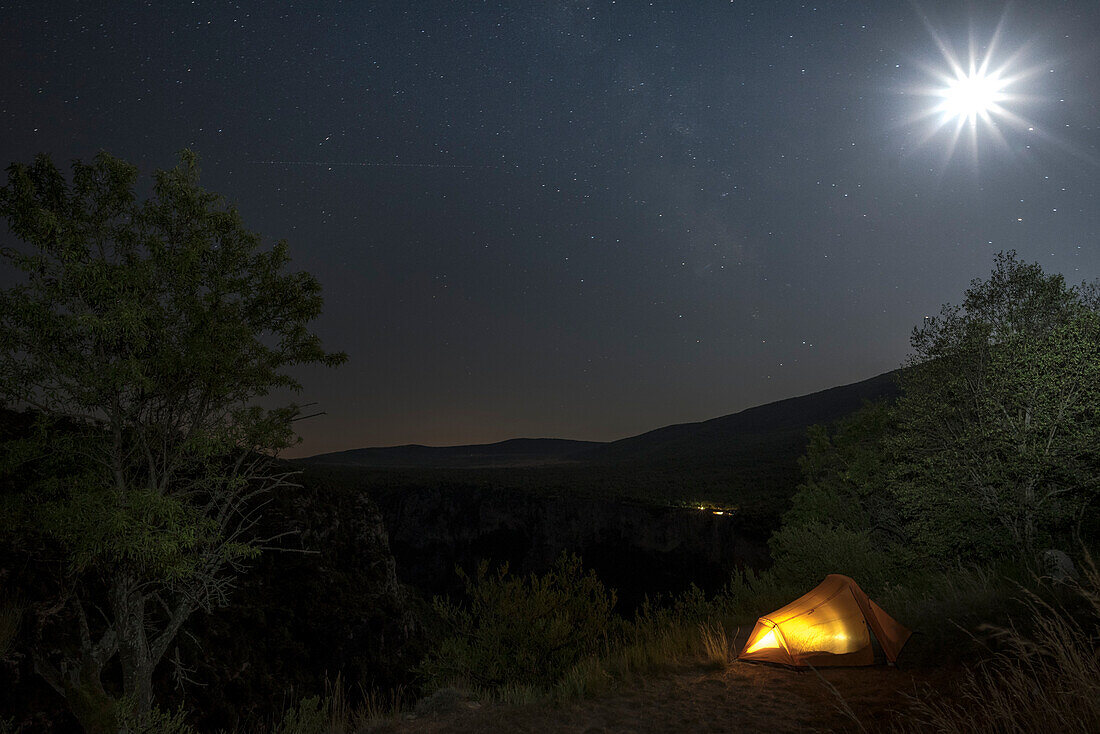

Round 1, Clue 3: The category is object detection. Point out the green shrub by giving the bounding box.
[273,695,327,734]
[717,567,801,625]
[420,553,615,689]
[116,704,196,734]
[768,521,896,591]
[555,657,613,700]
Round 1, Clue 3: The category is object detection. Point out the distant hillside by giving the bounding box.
[578,370,900,465]
[300,371,901,472]
[298,437,605,468]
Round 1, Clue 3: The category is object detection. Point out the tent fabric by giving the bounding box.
[736,574,911,667]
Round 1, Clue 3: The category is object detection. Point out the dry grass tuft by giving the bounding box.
[273,675,409,734]
[888,552,1100,733]
[698,621,731,668]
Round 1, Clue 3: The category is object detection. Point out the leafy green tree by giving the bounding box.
[0,151,346,731]
[769,400,900,587]
[781,399,899,535]
[893,251,1100,564]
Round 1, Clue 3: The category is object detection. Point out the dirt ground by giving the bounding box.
[372,659,955,734]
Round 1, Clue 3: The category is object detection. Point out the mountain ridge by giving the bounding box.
[297,437,604,468]
[299,370,901,469]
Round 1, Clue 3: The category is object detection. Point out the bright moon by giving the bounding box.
[909,14,1039,164]
[936,68,1007,123]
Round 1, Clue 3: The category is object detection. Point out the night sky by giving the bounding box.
[2,1,1099,457]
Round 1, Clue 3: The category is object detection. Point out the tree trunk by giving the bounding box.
[111,572,154,723]
[63,657,119,734]
[34,650,117,734]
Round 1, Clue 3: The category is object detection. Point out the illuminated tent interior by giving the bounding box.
[737,574,911,667]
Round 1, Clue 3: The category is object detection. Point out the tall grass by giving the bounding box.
[887,553,1100,733]
[273,676,408,734]
[543,585,740,702]
[0,598,22,658]
[698,621,730,667]
[875,563,1029,666]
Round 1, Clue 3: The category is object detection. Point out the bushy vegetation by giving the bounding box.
[397,253,1100,727]
[770,521,895,589]
[420,553,615,690]
[873,555,1100,732]
[594,584,732,685]
[413,556,762,707]
[767,398,900,588]
[4,227,1098,732]
[409,550,1068,717]
[769,253,1100,588]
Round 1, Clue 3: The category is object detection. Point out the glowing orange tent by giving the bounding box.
[737,574,910,667]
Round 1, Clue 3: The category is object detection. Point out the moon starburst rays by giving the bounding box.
[905,14,1042,166]
[937,68,1007,123]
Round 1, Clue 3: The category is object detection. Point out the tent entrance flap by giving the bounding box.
[736,575,911,667]
[742,621,782,656]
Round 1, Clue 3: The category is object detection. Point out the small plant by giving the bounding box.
[116,704,196,734]
[272,676,408,734]
[274,695,328,734]
[555,657,613,701]
[360,683,407,725]
[420,552,615,690]
[487,683,544,707]
[698,621,729,668]
[0,599,22,658]
[413,686,468,716]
